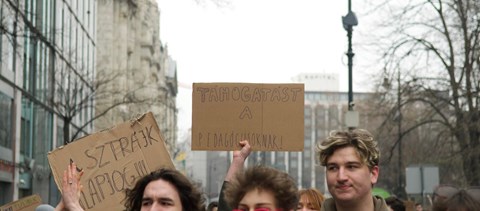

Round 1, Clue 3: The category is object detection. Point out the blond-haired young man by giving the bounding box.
[317,129,389,211]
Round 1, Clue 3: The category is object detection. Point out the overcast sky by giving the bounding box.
[156,0,371,139]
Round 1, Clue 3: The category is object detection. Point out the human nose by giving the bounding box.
[149,202,163,211]
[337,167,348,181]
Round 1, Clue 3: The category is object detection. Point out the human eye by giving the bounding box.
[326,165,338,171]
[160,201,171,206]
[159,199,174,207]
[346,163,360,170]
[141,199,152,207]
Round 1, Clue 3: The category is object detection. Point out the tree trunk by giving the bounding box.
[462,151,480,186]
[63,117,71,145]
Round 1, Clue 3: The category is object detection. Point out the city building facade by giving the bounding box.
[95,0,178,153]
[0,0,96,204]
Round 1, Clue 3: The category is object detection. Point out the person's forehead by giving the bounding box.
[299,194,313,202]
[240,188,276,205]
[327,146,362,163]
[143,179,179,198]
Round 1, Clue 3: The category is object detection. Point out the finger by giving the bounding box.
[62,170,68,187]
[77,170,84,181]
[78,185,84,198]
[71,163,77,180]
[244,140,251,149]
[239,140,249,146]
[240,141,252,158]
[67,162,73,185]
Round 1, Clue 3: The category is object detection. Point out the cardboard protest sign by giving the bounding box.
[0,194,42,211]
[192,83,304,151]
[47,112,174,211]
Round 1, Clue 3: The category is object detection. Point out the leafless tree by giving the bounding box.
[365,0,480,188]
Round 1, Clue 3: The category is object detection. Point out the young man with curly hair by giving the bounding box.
[316,129,389,211]
[124,168,205,211]
[55,164,204,211]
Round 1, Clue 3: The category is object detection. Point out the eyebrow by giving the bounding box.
[239,202,274,207]
[327,161,362,165]
[142,197,175,203]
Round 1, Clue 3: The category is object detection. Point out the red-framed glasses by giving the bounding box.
[233,208,283,211]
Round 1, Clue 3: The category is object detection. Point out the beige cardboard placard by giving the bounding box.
[47,112,174,211]
[0,194,42,211]
[192,83,304,151]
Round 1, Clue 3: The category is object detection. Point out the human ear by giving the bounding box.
[370,166,379,185]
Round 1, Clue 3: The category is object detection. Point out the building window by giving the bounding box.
[0,91,13,149]
[21,98,33,156]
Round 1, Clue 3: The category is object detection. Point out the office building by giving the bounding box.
[0,0,96,204]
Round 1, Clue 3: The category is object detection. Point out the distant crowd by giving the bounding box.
[36,129,480,211]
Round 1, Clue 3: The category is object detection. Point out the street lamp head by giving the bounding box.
[342,11,358,30]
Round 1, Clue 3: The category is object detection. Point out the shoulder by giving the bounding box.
[373,196,390,211]
[320,198,336,211]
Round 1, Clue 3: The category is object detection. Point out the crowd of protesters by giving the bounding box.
[35,129,479,211]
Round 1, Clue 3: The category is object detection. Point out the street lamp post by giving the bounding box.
[342,0,358,111]
[343,0,359,129]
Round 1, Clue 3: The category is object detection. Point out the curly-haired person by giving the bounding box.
[223,165,299,211]
[124,168,205,211]
[316,129,389,211]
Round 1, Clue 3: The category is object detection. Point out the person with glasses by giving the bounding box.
[316,129,389,211]
[297,188,325,211]
[432,185,480,211]
[218,140,299,211]
[223,165,299,211]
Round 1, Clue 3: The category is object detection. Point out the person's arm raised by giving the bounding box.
[218,140,251,211]
[225,140,251,182]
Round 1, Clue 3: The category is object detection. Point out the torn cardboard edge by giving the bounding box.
[0,194,42,211]
[47,112,174,210]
